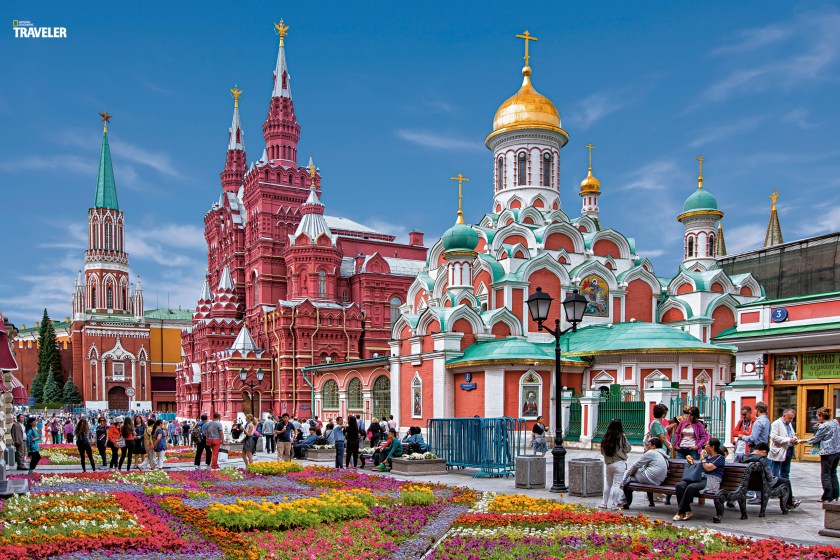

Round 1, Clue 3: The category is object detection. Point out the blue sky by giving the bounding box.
[2,1,839,325]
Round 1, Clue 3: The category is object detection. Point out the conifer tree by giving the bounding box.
[36,308,63,380]
[42,368,64,404]
[30,371,46,403]
[62,377,83,404]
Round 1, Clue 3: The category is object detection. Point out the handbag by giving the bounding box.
[115,437,126,449]
[155,437,166,452]
[681,462,706,483]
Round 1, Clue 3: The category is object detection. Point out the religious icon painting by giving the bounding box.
[581,274,609,317]
[411,373,422,418]
[520,371,541,418]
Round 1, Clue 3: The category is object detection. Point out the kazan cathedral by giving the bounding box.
[305,32,765,440]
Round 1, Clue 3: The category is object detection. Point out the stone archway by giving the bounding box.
[108,386,128,410]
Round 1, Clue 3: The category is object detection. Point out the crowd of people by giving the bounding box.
[8,411,178,474]
[587,401,840,520]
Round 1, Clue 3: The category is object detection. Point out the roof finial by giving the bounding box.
[230,84,242,108]
[275,19,289,47]
[696,155,704,189]
[308,155,316,188]
[515,30,538,70]
[451,173,470,225]
[770,188,779,211]
[99,110,112,133]
[585,143,595,172]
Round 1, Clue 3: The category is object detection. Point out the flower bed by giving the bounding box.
[2,468,839,559]
[36,444,241,465]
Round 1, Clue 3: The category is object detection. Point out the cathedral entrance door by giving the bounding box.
[108,386,129,410]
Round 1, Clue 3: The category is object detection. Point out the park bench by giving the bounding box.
[359,452,373,469]
[624,460,787,521]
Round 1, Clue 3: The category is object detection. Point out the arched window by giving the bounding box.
[517,152,527,185]
[348,378,363,410]
[496,156,504,191]
[707,234,715,257]
[389,296,401,328]
[318,270,326,298]
[90,286,97,309]
[106,286,114,309]
[105,223,112,250]
[322,379,339,410]
[122,287,127,310]
[411,373,422,418]
[687,236,695,258]
[93,224,99,249]
[252,271,259,304]
[542,152,552,186]
[372,375,391,420]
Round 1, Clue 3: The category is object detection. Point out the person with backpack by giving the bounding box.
[153,419,167,469]
[192,414,211,468]
[369,417,382,448]
[107,417,124,471]
[95,417,108,468]
[599,419,631,510]
[74,418,96,472]
[326,417,346,469]
[144,419,157,470]
[263,415,276,455]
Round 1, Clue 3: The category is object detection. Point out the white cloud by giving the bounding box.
[689,116,765,148]
[567,92,630,130]
[725,223,767,254]
[0,155,96,174]
[110,139,182,179]
[797,206,840,237]
[364,219,410,245]
[394,129,482,151]
[637,249,666,258]
[619,160,682,192]
[782,108,819,129]
[697,9,840,105]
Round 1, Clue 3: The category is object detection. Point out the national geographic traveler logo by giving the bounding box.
[12,19,67,39]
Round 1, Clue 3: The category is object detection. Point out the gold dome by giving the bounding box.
[579,169,600,194]
[487,66,567,143]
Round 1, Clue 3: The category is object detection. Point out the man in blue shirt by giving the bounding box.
[327,416,346,469]
[193,414,211,467]
[293,432,318,459]
[739,401,771,503]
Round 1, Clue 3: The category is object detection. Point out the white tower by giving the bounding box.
[677,156,723,270]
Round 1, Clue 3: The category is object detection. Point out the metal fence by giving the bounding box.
[593,385,646,444]
[565,398,582,441]
[426,417,526,478]
[670,394,727,441]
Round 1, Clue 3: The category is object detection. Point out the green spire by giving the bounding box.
[94,111,119,210]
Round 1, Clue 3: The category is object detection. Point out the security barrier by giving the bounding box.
[426,417,527,478]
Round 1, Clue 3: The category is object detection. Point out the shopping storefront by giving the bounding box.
[714,291,840,461]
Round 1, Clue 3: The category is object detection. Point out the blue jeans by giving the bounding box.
[335,441,346,469]
[677,448,700,461]
[770,448,793,480]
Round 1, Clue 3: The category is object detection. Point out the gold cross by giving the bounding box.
[275,20,289,46]
[770,189,780,210]
[585,144,595,171]
[515,30,538,66]
[696,155,704,188]
[451,173,470,224]
[308,158,316,187]
[99,110,112,133]
[230,84,243,108]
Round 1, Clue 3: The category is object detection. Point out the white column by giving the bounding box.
[579,389,601,448]
[484,367,505,417]
[389,358,401,424]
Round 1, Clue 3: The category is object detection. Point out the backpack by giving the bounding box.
[190,422,204,442]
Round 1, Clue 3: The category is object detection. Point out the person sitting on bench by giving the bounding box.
[374,428,403,470]
[740,442,800,510]
[674,438,727,521]
[619,438,669,508]
[293,431,317,459]
[402,426,428,454]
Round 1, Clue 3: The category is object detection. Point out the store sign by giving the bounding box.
[802,352,840,379]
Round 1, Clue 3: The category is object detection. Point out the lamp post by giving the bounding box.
[526,287,587,493]
[238,367,265,418]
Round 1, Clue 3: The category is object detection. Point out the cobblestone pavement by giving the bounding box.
[26,447,832,546]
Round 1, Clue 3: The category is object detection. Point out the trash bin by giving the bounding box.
[568,458,604,497]
[515,455,546,489]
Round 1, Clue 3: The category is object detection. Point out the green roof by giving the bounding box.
[682,187,718,213]
[94,131,119,210]
[713,321,840,341]
[144,308,193,321]
[441,223,479,252]
[561,321,735,356]
[18,320,71,334]
[446,337,588,367]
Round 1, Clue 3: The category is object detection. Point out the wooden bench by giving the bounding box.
[625,460,786,519]
[359,453,373,469]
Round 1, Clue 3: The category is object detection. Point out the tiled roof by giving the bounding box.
[144,308,193,321]
[561,321,735,356]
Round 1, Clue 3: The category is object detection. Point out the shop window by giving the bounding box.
[774,355,798,381]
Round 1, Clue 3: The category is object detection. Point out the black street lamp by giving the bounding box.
[238,367,265,417]
[526,287,587,493]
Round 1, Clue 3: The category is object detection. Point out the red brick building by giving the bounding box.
[176,22,427,421]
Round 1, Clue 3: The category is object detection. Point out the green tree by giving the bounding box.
[42,368,64,404]
[62,377,83,404]
[30,371,46,403]
[36,308,63,380]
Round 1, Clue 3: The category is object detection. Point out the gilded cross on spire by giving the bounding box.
[99,110,112,133]
[451,173,470,224]
[696,155,704,188]
[275,19,289,47]
[515,30,538,67]
[770,188,780,211]
[230,84,243,108]
[308,158,316,188]
[585,144,595,171]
